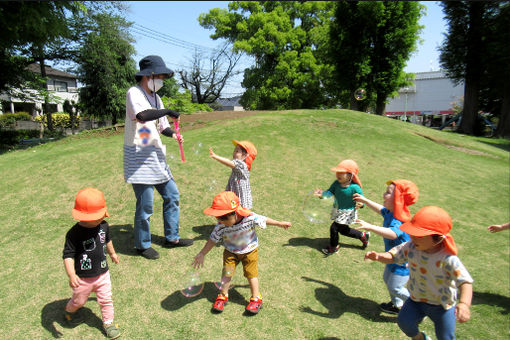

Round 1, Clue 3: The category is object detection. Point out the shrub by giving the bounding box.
[0,112,32,128]
[161,90,213,114]
[35,112,80,129]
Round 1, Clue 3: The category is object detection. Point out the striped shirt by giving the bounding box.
[226,159,252,209]
[210,213,267,254]
[124,86,172,184]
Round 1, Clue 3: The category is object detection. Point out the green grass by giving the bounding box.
[0,109,508,339]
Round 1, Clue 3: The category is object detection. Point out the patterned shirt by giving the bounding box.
[226,159,252,209]
[210,213,267,254]
[389,242,473,310]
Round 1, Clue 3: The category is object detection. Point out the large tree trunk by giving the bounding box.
[496,81,510,138]
[375,93,386,116]
[460,78,479,135]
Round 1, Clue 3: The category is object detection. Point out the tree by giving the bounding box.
[328,1,423,115]
[179,43,241,104]
[75,13,136,125]
[439,1,504,136]
[199,1,335,110]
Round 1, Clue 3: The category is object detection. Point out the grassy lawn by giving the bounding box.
[0,109,508,339]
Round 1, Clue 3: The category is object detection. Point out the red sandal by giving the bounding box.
[245,296,263,314]
[212,294,228,313]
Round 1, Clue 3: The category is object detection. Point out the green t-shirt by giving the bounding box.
[326,181,363,209]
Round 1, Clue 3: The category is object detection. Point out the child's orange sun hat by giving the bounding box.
[203,191,252,217]
[232,140,257,170]
[400,206,458,255]
[330,159,362,187]
[386,179,419,222]
[72,187,109,221]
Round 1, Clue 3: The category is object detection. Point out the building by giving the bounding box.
[216,95,244,111]
[385,70,464,126]
[0,63,79,116]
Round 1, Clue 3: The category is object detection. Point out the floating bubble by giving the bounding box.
[302,190,336,224]
[192,142,203,155]
[215,266,234,290]
[180,271,204,298]
[208,179,218,191]
[354,88,367,101]
[168,153,176,160]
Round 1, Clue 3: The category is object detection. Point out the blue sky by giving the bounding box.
[126,1,448,96]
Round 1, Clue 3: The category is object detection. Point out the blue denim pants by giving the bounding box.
[398,298,456,340]
[383,266,410,308]
[132,179,180,250]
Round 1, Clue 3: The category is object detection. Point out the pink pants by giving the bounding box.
[65,271,114,324]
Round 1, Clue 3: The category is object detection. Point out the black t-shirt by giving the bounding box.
[63,221,111,278]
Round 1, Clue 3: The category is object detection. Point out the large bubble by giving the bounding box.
[302,191,335,224]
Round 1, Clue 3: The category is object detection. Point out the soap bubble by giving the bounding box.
[193,142,203,155]
[180,271,204,298]
[354,88,367,101]
[215,266,234,290]
[208,179,218,191]
[302,191,335,224]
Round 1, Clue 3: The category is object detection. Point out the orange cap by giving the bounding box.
[72,188,109,221]
[400,206,458,255]
[203,191,252,217]
[330,159,362,187]
[232,140,257,170]
[386,179,419,222]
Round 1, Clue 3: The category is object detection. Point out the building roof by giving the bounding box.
[217,95,242,107]
[27,63,77,79]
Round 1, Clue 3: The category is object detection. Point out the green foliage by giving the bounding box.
[35,112,80,129]
[0,112,32,128]
[157,77,181,99]
[161,90,213,114]
[0,129,40,146]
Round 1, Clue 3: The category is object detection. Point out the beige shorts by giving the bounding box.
[223,248,259,279]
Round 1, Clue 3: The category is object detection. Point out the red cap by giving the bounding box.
[232,140,257,170]
[203,191,252,217]
[386,179,419,222]
[330,159,362,187]
[72,188,109,221]
[400,206,457,255]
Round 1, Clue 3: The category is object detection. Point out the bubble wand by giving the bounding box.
[173,120,185,163]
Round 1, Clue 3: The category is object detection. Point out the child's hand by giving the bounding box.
[279,221,292,230]
[69,274,82,288]
[354,219,371,231]
[455,303,470,322]
[209,147,216,158]
[364,251,379,261]
[355,201,364,209]
[192,253,205,269]
[352,193,366,203]
[110,253,119,264]
[313,189,323,197]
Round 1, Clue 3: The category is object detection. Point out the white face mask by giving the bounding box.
[147,78,164,92]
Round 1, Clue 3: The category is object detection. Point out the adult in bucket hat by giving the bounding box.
[124,55,193,260]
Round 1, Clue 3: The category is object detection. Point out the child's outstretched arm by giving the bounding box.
[353,193,383,214]
[192,239,217,269]
[488,222,510,233]
[266,217,291,230]
[209,147,235,169]
[354,219,397,240]
[106,240,119,264]
[456,282,473,323]
[63,258,82,288]
[364,251,395,264]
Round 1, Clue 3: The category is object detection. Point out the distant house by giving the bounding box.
[0,63,79,116]
[385,70,464,126]
[217,95,244,111]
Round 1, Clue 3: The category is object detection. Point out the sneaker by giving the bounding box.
[212,294,228,313]
[379,301,400,314]
[103,323,121,339]
[64,310,84,326]
[321,245,340,255]
[136,247,160,260]
[163,238,194,248]
[245,297,263,314]
[421,331,432,340]
[361,232,370,248]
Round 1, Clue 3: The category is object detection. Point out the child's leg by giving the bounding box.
[222,251,239,296]
[383,267,410,308]
[423,303,456,340]
[337,223,363,239]
[329,222,340,247]
[248,277,260,298]
[242,249,260,298]
[94,272,114,324]
[397,299,425,338]
[66,277,94,313]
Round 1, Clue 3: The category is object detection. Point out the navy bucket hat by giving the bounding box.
[135,55,174,78]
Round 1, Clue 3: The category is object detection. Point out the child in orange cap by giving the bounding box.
[63,188,120,339]
[315,159,369,254]
[364,206,473,340]
[209,140,257,209]
[192,191,291,314]
[353,179,419,314]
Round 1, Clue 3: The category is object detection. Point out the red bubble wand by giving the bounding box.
[173,120,185,163]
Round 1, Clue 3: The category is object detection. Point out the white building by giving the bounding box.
[0,63,79,116]
[385,70,464,126]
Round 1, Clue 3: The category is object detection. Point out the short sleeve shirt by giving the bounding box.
[226,159,252,209]
[210,213,267,254]
[326,182,363,210]
[381,208,410,275]
[389,242,474,309]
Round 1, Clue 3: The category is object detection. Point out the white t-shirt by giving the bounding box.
[210,213,267,254]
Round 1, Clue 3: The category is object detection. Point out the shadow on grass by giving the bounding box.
[41,298,103,338]
[161,281,251,312]
[479,140,510,152]
[300,276,395,323]
[283,237,365,254]
[192,224,217,241]
[473,291,510,315]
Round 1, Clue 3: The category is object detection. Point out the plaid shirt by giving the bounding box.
[226,159,252,209]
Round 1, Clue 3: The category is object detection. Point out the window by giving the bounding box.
[54,80,68,92]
